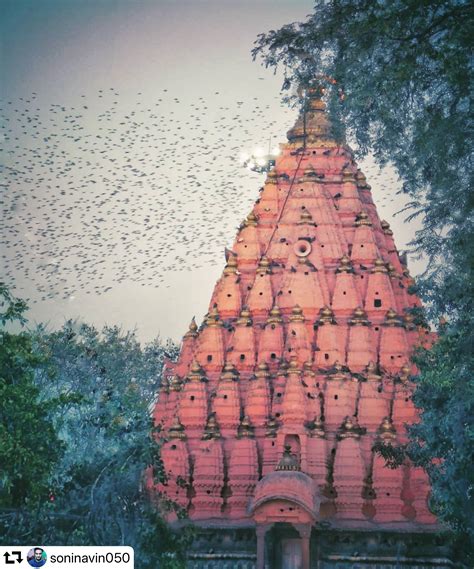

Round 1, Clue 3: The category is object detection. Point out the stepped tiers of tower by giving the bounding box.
[149,88,444,568]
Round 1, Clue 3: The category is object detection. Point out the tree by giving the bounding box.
[0,284,62,538]
[0,284,192,567]
[253,0,473,555]
[31,321,191,567]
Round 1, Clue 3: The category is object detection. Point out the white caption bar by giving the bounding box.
[0,546,134,568]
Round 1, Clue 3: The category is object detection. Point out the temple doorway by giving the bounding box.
[281,538,303,569]
[266,523,306,569]
[251,469,317,569]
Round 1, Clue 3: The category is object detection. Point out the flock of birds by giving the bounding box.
[1,88,402,305]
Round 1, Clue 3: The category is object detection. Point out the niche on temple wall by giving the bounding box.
[283,434,301,464]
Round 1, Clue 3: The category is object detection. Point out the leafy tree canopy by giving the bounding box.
[0,283,62,510]
[0,285,191,568]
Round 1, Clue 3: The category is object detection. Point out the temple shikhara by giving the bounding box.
[150,86,452,568]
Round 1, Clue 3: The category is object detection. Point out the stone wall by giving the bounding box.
[319,558,454,569]
[187,554,256,569]
[185,527,457,569]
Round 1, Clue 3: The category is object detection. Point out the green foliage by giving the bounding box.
[410,335,474,553]
[253,0,473,555]
[0,285,62,510]
[0,284,190,567]
[32,321,186,565]
[0,283,28,326]
[373,332,474,558]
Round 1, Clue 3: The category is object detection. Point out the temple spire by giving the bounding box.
[150,82,436,539]
[287,84,335,144]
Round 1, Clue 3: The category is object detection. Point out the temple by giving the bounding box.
[149,86,453,568]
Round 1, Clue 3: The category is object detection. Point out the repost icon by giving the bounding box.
[0,546,133,567]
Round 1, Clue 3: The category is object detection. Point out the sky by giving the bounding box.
[0,0,424,343]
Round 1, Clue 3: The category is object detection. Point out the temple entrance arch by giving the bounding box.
[250,468,319,569]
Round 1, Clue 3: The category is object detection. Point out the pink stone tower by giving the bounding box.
[149,85,440,568]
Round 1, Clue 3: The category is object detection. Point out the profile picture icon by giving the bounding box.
[27,547,47,567]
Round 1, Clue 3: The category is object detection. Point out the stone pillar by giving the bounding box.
[256,525,269,569]
[295,524,312,569]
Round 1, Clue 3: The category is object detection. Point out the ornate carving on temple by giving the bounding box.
[333,416,365,518]
[244,211,258,227]
[305,415,325,438]
[297,209,316,226]
[202,412,221,440]
[278,264,329,319]
[191,437,224,518]
[205,306,222,327]
[280,357,308,426]
[286,87,332,143]
[365,264,398,321]
[223,254,238,275]
[347,309,377,372]
[196,308,225,371]
[351,219,380,263]
[246,257,274,318]
[336,254,353,273]
[314,310,346,367]
[257,306,284,365]
[178,362,208,435]
[348,306,370,326]
[342,167,357,183]
[354,210,372,227]
[184,317,198,338]
[398,363,412,384]
[377,416,397,443]
[228,430,258,517]
[210,269,242,318]
[384,307,402,326]
[332,267,362,316]
[174,318,199,377]
[324,370,358,429]
[372,257,388,273]
[356,170,370,190]
[358,361,391,432]
[168,374,182,392]
[167,416,187,440]
[156,436,190,511]
[316,305,336,325]
[285,307,312,363]
[276,444,301,471]
[234,213,261,266]
[237,415,255,438]
[262,415,280,475]
[245,363,270,428]
[226,308,256,370]
[379,310,410,372]
[150,79,440,557]
[386,261,399,278]
[267,303,283,324]
[212,364,241,435]
[265,415,279,438]
[338,415,363,439]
